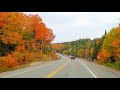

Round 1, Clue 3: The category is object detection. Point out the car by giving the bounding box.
[70,56,75,60]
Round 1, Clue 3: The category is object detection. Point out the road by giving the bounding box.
[0,54,120,78]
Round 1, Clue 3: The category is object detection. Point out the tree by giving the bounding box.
[90,47,94,58]
[77,48,84,57]
[0,12,56,68]
[63,50,68,55]
[99,27,120,63]
[85,48,90,58]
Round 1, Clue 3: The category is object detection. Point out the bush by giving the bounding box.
[23,50,37,63]
[12,51,25,64]
[0,57,6,67]
[5,54,18,68]
[116,60,120,69]
[27,52,35,62]
[51,52,57,60]
[0,57,5,62]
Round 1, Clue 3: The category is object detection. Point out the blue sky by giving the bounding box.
[24,12,120,43]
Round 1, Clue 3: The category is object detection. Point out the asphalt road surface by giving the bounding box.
[0,54,120,78]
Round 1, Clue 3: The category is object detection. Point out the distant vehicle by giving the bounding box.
[70,56,75,60]
[69,55,71,58]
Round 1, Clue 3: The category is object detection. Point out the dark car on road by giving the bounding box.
[70,56,75,60]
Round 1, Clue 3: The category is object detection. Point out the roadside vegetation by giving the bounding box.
[0,12,59,72]
[0,54,61,73]
[53,25,120,70]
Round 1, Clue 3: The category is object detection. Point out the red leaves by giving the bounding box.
[85,48,90,58]
[98,26,120,63]
[34,22,47,40]
[16,45,25,52]
[0,13,10,27]
[4,54,18,68]
[1,32,23,45]
[51,51,57,60]
[46,28,55,43]
[97,52,105,63]
[0,19,9,27]
[0,12,55,69]
[52,44,64,51]
[34,20,55,43]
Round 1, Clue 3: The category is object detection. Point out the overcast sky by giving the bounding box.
[24,12,120,43]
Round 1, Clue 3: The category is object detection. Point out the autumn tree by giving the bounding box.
[85,48,90,58]
[63,50,68,55]
[0,12,25,55]
[99,27,120,63]
[52,43,64,53]
[77,48,84,57]
[0,12,55,68]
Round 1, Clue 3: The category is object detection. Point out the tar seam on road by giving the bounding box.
[2,61,56,78]
[45,59,70,78]
[78,60,98,78]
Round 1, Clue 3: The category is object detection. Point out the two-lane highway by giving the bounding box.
[0,54,120,78]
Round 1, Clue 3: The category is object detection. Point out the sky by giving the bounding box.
[24,12,120,43]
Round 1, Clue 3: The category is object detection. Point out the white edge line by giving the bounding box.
[78,60,98,78]
[2,66,44,78]
[2,61,55,78]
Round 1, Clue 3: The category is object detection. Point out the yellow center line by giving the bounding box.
[45,59,70,78]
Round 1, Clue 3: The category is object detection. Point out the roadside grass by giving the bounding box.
[80,57,120,71]
[78,57,120,71]
[0,64,29,73]
[99,61,120,71]
[0,54,61,73]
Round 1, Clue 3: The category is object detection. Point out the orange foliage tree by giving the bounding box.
[0,12,55,68]
[98,26,120,63]
[85,48,90,58]
[52,44,64,51]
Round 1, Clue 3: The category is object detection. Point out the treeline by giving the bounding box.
[52,33,106,61]
[0,12,56,69]
[53,25,120,67]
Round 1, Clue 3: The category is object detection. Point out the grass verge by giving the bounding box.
[99,62,120,71]
[0,54,61,73]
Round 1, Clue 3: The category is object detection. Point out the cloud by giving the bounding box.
[23,12,120,43]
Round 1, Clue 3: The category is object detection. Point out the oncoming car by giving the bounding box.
[70,56,75,60]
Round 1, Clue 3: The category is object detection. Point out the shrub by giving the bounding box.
[12,51,25,65]
[116,60,120,69]
[4,54,18,68]
[0,57,6,67]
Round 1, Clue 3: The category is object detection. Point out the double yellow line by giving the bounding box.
[45,59,70,78]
